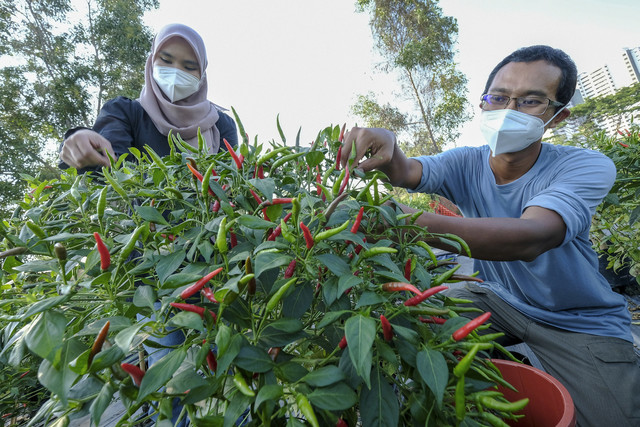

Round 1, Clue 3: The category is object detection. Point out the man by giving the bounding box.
[341,45,639,427]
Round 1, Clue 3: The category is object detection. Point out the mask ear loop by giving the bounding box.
[543,105,567,127]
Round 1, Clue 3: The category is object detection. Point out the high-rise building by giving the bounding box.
[622,47,640,84]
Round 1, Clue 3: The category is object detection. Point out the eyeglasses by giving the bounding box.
[480,94,565,116]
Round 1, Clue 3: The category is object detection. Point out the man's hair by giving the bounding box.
[483,45,578,107]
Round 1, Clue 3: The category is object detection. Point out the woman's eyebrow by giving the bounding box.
[182,59,198,68]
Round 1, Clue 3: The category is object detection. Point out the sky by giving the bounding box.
[143,0,640,149]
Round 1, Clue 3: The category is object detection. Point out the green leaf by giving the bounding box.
[255,384,283,409]
[235,344,273,373]
[236,214,274,230]
[355,291,387,308]
[114,322,147,353]
[629,205,640,225]
[133,285,157,310]
[315,253,351,277]
[305,150,325,168]
[359,366,399,427]
[317,310,351,329]
[169,311,205,333]
[134,205,169,225]
[139,347,187,400]
[301,365,346,387]
[21,294,72,320]
[37,339,84,407]
[217,334,243,377]
[166,369,209,395]
[260,318,308,348]
[90,381,116,426]
[338,274,362,296]
[162,273,202,290]
[12,259,58,272]
[416,348,448,406]
[345,314,376,388]
[89,345,125,373]
[25,311,66,361]
[255,251,292,277]
[282,284,313,318]
[308,382,357,411]
[156,249,186,284]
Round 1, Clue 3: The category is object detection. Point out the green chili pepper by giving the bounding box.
[455,376,466,421]
[117,225,145,265]
[265,277,297,312]
[233,371,255,397]
[269,151,306,172]
[201,163,217,199]
[26,221,46,239]
[217,217,228,254]
[102,167,128,201]
[440,233,472,257]
[321,164,336,186]
[360,247,397,259]
[314,219,350,242]
[97,186,108,223]
[296,394,319,427]
[431,264,462,287]
[416,241,438,266]
[144,145,167,171]
[291,197,301,227]
[256,146,291,166]
[481,412,511,427]
[479,395,529,413]
[332,168,346,197]
[453,343,481,377]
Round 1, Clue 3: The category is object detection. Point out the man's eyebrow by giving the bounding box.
[490,87,551,98]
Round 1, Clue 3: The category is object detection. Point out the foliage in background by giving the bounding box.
[0,119,525,426]
[353,0,473,155]
[0,0,158,217]
[588,126,640,284]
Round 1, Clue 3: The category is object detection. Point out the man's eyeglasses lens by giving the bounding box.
[481,94,561,116]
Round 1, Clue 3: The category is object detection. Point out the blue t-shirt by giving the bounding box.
[411,143,631,342]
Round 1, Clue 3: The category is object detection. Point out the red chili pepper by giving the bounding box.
[121,363,145,386]
[403,285,448,306]
[336,419,348,427]
[250,189,263,205]
[351,206,364,234]
[380,315,393,342]
[335,145,343,171]
[268,347,281,362]
[201,287,219,303]
[187,163,204,181]
[284,259,297,278]
[211,200,220,212]
[255,165,265,179]
[300,221,314,249]
[339,123,346,142]
[223,138,243,169]
[419,316,447,325]
[404,259,412,281]
[338,167,350,195]
[180,267,224,300]
[452,312,492,341]
[267,225,281,241]
[262,208,272,222]
[93,232,110,271]
[230,230,237,248]
[88,321,110,367]
[170,302,217,321]
[160,233,176,242]
[619,141,630,148]
[382,281,421,295]
[268,198,294,205]
[338,335,347,349]
[203,340,217,373]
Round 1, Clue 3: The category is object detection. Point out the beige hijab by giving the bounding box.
[138,23,220,153]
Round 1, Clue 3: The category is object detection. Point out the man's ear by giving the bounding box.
[547,108,571,129]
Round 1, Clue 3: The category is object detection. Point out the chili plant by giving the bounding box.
[1,116,525,426]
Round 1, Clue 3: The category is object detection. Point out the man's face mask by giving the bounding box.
[480,108,566,157]
[152,66,201,103]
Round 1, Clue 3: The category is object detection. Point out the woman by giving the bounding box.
[59,23,237,171]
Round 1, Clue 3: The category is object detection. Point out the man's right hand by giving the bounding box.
[59,129,115,169]
[340,127,422,189]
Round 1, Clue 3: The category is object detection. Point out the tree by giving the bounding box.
[0,0,158,216]
[353,0,472,155]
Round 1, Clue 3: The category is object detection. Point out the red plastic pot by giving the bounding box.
[491,359,576,427]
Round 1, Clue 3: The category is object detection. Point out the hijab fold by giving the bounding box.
[138,23,220,153]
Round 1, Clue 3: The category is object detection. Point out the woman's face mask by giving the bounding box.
[480,107,566,157]
[152,66,201,103]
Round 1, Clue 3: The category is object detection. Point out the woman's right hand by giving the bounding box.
[60,129,115,169]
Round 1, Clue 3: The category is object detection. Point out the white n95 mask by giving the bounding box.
[480,108,565,157]
[152,66,201,103]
